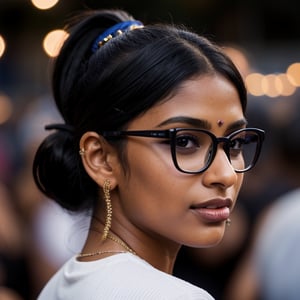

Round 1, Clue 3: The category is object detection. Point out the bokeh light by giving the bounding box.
[31,0,59,10]
[224,46,250,78]
[0,94,13,124]
[0,35,6,58]
[43,29,69,57]
[261,74,280,98]
[275,73,296,96]
[245,66,299,98]
[286,63,300,86]
[245,73,265,96]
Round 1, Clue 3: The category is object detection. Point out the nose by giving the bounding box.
[202,147,237,189]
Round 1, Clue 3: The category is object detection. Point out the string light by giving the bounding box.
[245,66,300,98]
[286,63,300,87]
[43,29,69,57]
[0,94,13,125]
[31,0,59,10]
[0,35,6,58]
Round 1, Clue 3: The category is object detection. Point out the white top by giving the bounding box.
[38,253,214,300]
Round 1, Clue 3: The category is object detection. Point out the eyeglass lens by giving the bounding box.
[174,129,260,173]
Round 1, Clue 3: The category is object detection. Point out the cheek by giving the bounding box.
[125,142,176,194]
[120,147,186,227]
[238,173,244,190]
[126,154,177,209]
[234,173,244,202]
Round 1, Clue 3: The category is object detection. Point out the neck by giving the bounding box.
[87,214,180,274]
[139,238,180,274]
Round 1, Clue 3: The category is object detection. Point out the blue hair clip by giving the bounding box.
[91,20,143,53]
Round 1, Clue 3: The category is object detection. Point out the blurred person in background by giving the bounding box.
[224,94,300,300]
[13,96,88,299]
[0,138,26,299]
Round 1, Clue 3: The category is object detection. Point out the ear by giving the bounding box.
[79,132,119,189]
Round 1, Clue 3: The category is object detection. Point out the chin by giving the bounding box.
[187,225,226,248]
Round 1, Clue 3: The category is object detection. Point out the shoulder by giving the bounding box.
[39,253,214,300]
[106,254,214,299]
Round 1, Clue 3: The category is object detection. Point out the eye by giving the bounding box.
[231,137,244,149]
[177,135,198,147]
[175,134,202,155]
[229,138,244,156]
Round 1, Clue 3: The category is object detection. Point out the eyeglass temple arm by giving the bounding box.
[102,130,171,138]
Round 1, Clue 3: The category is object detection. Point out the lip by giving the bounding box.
[190,198,233,223]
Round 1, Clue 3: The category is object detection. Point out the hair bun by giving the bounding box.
[45,123,74,134]
[33,129,97,212]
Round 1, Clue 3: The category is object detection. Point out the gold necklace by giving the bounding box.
[107,234,136,255]
[77,233,136,258]
[77,250,127,258]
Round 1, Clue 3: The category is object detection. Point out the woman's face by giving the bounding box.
[114,74,245,248]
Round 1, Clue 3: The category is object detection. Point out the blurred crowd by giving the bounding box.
[1,59,300,300]
[0,95,90,299]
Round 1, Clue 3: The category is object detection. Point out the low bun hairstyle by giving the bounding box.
[33,9,247,212]
[33,128,95,211]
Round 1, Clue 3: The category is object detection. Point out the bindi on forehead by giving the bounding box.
[217,119,224,127]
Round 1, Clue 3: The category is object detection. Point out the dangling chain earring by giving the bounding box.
[102,179,112,241]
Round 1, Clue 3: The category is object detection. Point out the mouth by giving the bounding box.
[190,198,232,223]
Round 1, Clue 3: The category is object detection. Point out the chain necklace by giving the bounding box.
[77,233,136,258]
[77,250,127,258]
[107,234,136,255]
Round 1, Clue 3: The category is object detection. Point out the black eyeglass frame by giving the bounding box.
[102,127,265,174]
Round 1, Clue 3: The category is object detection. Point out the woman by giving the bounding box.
[33,9,264,299]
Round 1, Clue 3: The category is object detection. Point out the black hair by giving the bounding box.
[33,9,247,212]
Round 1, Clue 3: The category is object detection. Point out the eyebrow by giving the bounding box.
[157,116,248,132]
[226,118,248,133]
[158,116,211,130]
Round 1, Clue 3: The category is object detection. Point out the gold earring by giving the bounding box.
[102,179,112,240]
[79,148,85,156]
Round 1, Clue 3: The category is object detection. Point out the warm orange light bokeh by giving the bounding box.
[43,30,69,57]
[31,0,59,10]
[0,35,6,58]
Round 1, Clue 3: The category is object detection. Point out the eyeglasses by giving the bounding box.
[102,127,265,174]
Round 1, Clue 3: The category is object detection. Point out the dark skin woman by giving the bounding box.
[33,9,264,299]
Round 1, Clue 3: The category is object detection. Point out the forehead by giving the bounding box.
[128,75,244,130]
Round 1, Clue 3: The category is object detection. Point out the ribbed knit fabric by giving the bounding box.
[38,253,214,299]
